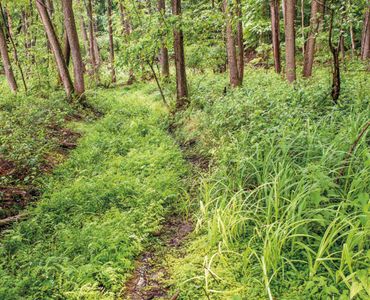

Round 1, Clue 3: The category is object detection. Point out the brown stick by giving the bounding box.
[0,213,28,226]
[170,290,180,300]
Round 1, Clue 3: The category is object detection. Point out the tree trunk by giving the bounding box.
[158,0,170,77]
[303,0,323,77]
[270,0,281,73]
[107,0,116,83]
[86,0,98,80]
[301,0,305,57]
[2,4,27,91]
[0,16,17,92]
[119,3,135,84]
[35,0,73,99]
[93,20,101,66]
[350,22,355,58]
[77,0,89,58]
[329,11,341,103]
[63,30,71,66]
[340,34,345,62]
[223,0,240,87]
[236,0,244,83]
[361,2,370,60]
[62,0,85,96]
[284,0,296,83]
[172,0,188,110]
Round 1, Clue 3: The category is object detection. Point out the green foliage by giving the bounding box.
[0,86,187,299]
[0,88,75,187]
[169,68,370,299]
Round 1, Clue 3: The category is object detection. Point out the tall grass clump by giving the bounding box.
[0,86,187,299]
[170,68,370,299]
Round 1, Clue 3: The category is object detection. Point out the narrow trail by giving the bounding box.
[122,120,211,300]
[123,216,192,300]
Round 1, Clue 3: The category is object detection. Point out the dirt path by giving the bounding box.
[122,216,192,300]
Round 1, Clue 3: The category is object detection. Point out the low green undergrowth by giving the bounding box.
[0,86,187,299]
[170,68,370,299]
[0,88,76,186]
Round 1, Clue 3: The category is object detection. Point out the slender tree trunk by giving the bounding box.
[35,0,73,99]
[0,16,17,92]
[340,34,345,62]
[270,0,281,73]
[172,0,188,109]
[350,22,355,57]
[119,3,132,36]
[284,0,296,82]
[63,30,71,66]
[329,11,341,103]
[86,0,98,80]
[5,6,13,38]
[361,2,370,60]
[303,0,323,77]
[2,5,27,91]
[119,3,135,84]
[62,0,85,96]
[236,0,244,83]
[301,0,305,57]
[158,0,170,77]
[107,0,116,83]
[77,0,89,58]
[93,20,100,66]
[223,0,240,87]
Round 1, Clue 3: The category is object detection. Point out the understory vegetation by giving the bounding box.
[1,0,370,298]
[0,86,187,299]
[169,68,370,299]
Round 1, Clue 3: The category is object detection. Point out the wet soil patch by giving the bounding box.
[123,216,193,300]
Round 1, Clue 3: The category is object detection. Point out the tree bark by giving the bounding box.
[350,22,355,58]
[86,0,98,80]
[107,0,116,83]
[35,0,73,99]
[2,4,27,91]
[329,11,341,103]
[0,15,17,92]
[361,1,370,60]
[284,0,296,83]
[63,30,71,66]
[223,0,240,87]
[303,0,323,77]
[158,0,170,77]
[62,0,85,96]
[270,0,281,73]
[236,0,244,83]
[172,0,188,110]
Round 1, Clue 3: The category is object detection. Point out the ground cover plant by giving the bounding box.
[0,86,187,299]
[0,86,81,219]
[168,68,370,299]
[1,0,370,299]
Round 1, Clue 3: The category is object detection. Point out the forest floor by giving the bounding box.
[123,215,192,300]
[1,68,369,299]
[0,84,192,299]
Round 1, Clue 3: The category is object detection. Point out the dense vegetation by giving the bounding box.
[0,0,369,299]
[170,68,370,299]
[0,86,187,298]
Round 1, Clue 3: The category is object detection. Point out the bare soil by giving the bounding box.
[0,124,81,224]
[123,216,193,300]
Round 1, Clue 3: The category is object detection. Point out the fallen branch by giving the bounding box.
[0,213,28,226]
[170,290,180,300]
